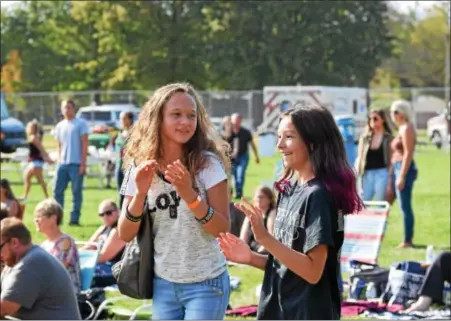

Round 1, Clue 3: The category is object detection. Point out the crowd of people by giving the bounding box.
[0,82,448,320]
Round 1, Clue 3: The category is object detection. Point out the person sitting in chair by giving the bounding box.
[0,179,22,219]
[33,199,81,294]
[82,199,126,287]
[405,251,451,313]
[1,218,81,319]
[239,186,276,254]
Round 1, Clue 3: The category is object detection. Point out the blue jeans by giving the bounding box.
[361,168,390,201]
[232,153,250,197]
[53,164,84,224]
[152,270,230,320]
[393,161,418,243]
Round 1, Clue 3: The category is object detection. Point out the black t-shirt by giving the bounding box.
[232,127,253,157]
[257,179,344,320]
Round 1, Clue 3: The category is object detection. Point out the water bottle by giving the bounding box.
[443,281,451,306]
[425,245,435,264]
[366,282,377,299]
[350,278,366,299]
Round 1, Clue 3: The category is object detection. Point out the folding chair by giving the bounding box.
[340,201,390,272]
[77,241,102,292]
[75,241,102,320]
[82,241,152,320]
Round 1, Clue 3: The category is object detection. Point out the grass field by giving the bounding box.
[1,134,450,318]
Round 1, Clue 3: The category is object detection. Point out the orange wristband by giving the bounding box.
[188,195,202,209]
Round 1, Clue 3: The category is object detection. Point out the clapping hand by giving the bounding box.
[163,160,194,201]
[234,198,270,244]
[217,233,252,264]
[135,160,158,195]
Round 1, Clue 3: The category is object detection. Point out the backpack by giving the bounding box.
[381,261,426,307]
[77,287,108,320]
[348,260,390,300]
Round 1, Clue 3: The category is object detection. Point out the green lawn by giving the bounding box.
[1,135,450,319]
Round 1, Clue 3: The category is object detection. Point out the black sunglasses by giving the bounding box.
[98,210,115,217]
[370,116,380,122]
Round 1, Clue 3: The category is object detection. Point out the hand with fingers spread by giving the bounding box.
[217,233,252,264]
[235,197,271,244]
[135,160,158,195]
[164,160,194,201]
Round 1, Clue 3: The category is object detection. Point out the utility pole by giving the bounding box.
[445,1,450,138]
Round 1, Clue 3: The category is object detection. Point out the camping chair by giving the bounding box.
[76,241,102,320]
[77,241,102,292]
[91,285,152,320]
[340,200,390,294]
[340,201,390,271]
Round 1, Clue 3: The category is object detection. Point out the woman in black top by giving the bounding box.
[356,109,393,201]
[219,105,363,320]
[82,199,126,287]
[23,120,53,200]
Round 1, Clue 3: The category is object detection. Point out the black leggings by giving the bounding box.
[420,251,451,303]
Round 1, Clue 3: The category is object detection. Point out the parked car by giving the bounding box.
[76,103,141,130]
[0,92,27,154]
[426,108,450,149]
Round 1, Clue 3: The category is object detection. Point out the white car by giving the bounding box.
[76,103,141,130]
[426,108,450,149]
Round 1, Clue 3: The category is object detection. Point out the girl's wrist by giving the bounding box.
[183,188,199,205]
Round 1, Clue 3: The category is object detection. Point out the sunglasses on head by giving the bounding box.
[98,210,115,217]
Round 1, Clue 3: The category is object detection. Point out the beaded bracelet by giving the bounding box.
[196,206,215,225]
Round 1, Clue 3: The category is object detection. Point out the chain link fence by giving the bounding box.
[3,87,448,131]
[2,90,264,130]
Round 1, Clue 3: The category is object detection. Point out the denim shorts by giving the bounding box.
[29,160,45,168]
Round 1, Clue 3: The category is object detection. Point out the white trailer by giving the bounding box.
[259,86,369,141]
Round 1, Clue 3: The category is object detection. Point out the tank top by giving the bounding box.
[28,142,44,162]
[98,224,124,263]
[391,136,404,163]
[365,142,386,170]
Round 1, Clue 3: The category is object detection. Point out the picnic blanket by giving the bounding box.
[341,301,403,317]
[362,308,451,320]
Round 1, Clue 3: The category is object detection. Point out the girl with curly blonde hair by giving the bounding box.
[119,83,231,320]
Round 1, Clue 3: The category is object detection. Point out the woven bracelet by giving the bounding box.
[125,206,142,223]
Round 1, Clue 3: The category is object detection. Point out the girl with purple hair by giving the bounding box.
[218,104,363,320]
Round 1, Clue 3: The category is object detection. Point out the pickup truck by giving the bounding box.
[426,107,450,149]
[0,92,27,153]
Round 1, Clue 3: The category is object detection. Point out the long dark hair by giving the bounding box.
[365,109,392,135]
[0,179,16,201]
[255,186,276,211]
[276,105,363,215]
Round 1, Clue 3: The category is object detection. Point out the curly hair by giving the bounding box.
[123,83,230,176]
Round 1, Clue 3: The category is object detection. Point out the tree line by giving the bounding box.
[1,0,448,93]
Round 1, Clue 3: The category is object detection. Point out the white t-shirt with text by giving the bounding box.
[121,152,228,283]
